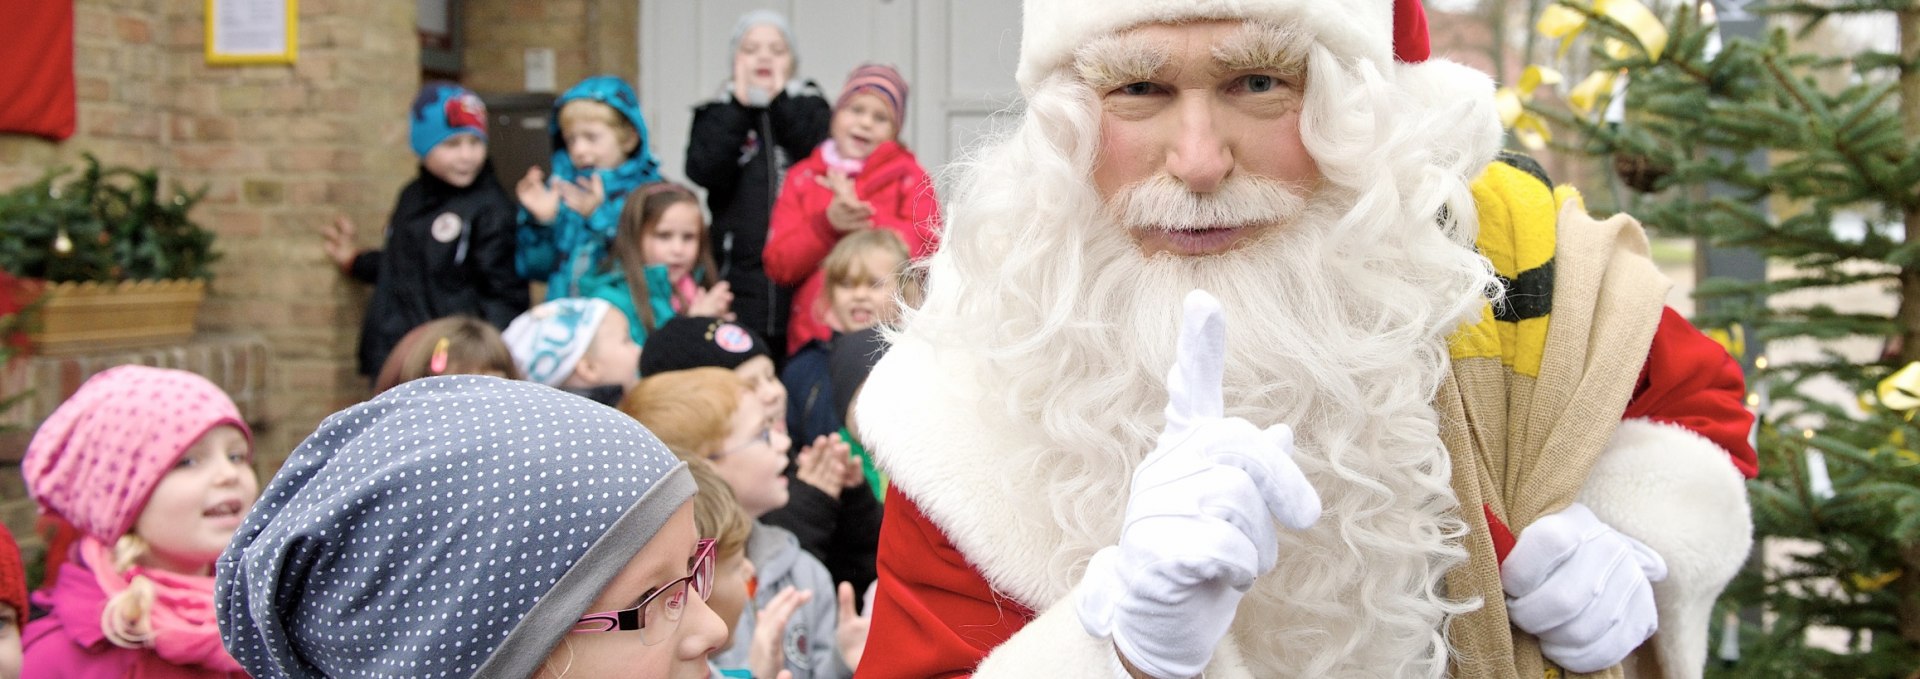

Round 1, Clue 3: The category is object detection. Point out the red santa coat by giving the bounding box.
[854,308,1756,678]
[764,140,941,355]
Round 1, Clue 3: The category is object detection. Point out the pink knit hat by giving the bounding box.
[837,63,909,127]
[22,365,250,543]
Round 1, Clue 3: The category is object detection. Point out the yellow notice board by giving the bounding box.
[205,0,298,65]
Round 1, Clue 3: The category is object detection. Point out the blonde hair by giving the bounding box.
[684,456,753,561]
[822,229,910,289]
[618,367,741,457]
[100,534,156,649]
[374,316,520,394]
[558,99,639,152]
[819,230,912,323]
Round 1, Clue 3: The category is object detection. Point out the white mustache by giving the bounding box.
[1111,174,1309,231]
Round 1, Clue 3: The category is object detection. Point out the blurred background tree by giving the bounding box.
[1507,0,1920,675]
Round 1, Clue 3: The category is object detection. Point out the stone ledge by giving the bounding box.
[1,331,273,463]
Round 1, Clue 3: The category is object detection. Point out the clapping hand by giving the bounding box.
[794,433,857,500]
[688,281,735,320]
[558,173,606,218]
[320,216,358,270]
[818,169,873,233]
[516,167,561,225]
[750,586,809,679]
[836,582,869,670]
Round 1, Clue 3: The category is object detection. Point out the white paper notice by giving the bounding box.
[525,48,557,93]
[212,0,289,57]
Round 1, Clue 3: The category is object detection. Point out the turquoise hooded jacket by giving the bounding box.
[515,75,663,299]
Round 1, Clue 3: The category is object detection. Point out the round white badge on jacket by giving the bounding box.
[431,213,464,243]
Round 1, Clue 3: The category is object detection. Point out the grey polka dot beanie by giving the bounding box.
[216,375,694,678]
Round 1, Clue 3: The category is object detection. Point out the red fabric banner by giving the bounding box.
[0,0,78,141]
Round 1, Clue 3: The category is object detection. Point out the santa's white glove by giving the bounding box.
[1502,502,1668,672]
[1077,290,1322,679]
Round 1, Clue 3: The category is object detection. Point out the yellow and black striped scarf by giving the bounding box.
[1441,153,1673,679]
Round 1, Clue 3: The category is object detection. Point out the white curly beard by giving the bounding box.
[893,39,1504,676]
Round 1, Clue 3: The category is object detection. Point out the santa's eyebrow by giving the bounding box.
[1073,35,1171,90]
[1211,22,1311,78]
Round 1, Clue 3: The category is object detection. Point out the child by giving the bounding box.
[686,456,810,679]
[580,181,733,346]
[372,314,520,393]
[516,75,663,300]
[0,526,23,679]
[620,368,859,679]
[642,317,880,598]
[783,230,910,448]
[218,375,728,677]
[502,297,640,406]
[322,81,528,380]
[641,316,787,423]
[20,366,257,676]
[764,63,940,355]
[687,9,833,363]
[829,327,891,502]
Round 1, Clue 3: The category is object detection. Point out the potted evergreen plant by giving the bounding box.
[0,154,218,354]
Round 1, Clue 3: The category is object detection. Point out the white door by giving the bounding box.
[638,0,1022,185]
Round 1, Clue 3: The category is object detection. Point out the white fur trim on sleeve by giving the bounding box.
[1579,418,1752,679]
[972,582,1257,679]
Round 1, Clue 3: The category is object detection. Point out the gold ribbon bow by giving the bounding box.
[1537,0,1670,62]
[1878,362,1920,417]
[1495,65,1563,150]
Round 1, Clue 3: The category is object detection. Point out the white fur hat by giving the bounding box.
[1017,0,1437,91]
[1015,0,1502,166]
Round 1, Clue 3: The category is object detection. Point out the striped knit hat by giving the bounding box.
[837,63,909,127]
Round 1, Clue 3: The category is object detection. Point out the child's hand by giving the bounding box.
[321,216,358,271]
[689,281,734,318]
[732,58,760,106]
[516,167,560,225]
[818,170,873,233]
[838,444,865,490]
[795,434,852,500]
[558,173,606,218]
[751,586,812,679]
[836,582,869,670]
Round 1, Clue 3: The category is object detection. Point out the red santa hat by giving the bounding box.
[1015,0,1498,165]
[1020,0,1440,86]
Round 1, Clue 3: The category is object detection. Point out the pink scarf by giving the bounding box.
[80,538,244,673]
[670,274,700,313]
[820,139,867,176]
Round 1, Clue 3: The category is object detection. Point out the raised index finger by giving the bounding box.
[1165,289,1227,431]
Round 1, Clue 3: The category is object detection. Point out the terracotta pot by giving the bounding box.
[24,279,205,355]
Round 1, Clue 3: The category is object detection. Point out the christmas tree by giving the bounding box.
[0,153,216,283]
[1507,0,1920,675]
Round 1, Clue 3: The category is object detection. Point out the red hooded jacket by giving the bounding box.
[765,140,941,355]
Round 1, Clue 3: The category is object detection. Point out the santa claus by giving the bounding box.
[853,1,1756,678]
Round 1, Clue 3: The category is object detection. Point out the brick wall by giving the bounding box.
[0,0,421,474]
[462,0,636,96]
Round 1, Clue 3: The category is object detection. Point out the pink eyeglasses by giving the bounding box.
[570,538,716,645]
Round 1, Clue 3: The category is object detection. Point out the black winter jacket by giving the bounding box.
[684,82,831,358]
[761,338,883,599]
[350,162,528,376]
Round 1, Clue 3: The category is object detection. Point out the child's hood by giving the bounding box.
[551,75,650,162]
[746,521,805,586]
